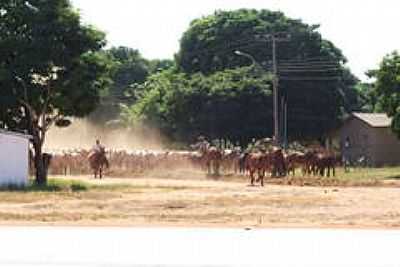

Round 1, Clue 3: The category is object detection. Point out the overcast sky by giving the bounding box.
[71,0,399,81]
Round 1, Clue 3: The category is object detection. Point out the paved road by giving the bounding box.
[0,227,399,267]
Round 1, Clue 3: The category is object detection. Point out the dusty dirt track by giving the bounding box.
[1,173,400,229]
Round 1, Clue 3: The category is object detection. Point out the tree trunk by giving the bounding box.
[32,133,47,185]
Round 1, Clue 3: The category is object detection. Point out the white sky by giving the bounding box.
[71,0,400,81]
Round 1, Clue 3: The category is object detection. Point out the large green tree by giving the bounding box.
[122,67,272,144]
[0,0,111,184]
[176,9,345,75]
[373,51,400,137]
[88,46,150,124]
[107,46,150,99]
[128,9,358,144]
[177,9,357,140]
[354,82,380,113]
[89,47,175,125]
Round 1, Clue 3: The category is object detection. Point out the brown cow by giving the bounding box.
[301,150,319,176]
[314,151,337,177]
[222,148,241,174]
[301,148,337,177]
[270,147,286,178]
[203,146,223,176]
[285,151,305,176]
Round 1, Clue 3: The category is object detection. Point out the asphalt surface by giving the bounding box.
[0,227,399,267]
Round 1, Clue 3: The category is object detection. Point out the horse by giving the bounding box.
[301,148,338,177]
[221,148,241,174]
[202,146,223,176]
[284,151,305,176]
[191,140,223,176]
[270,147,286,178]
[238,152,249,175]
[314,151,338,177]
[244,152,272,186]
[87,147,109,179]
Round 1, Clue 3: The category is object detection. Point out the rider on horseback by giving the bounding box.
[191,135,222,176]
[89,139,108,179]
[191,135,210,152]
[93,139,105,153]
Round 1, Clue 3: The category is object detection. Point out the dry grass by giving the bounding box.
[337,166,400,180]
[261,167,400,187]
[0,167,400,228]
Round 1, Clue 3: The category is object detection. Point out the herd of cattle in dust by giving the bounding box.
[43,141,340,186]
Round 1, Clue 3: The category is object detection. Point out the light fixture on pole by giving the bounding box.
[234,50,257,69]
[257,32,291,146]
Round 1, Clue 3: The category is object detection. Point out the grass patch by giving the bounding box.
[270,176,382,187]
[0,179,89,192]
[0,178,190,194]
[90,183,133,191]
[336,167,400,181]
[267,167,400,187]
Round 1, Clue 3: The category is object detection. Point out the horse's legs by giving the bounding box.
[249,170,255,186]
[260,171,264,187]
[256,168,262,182]
[214,160,220,176]
[99,167,102,179]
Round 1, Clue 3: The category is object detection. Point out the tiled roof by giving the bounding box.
[352,113,392,128]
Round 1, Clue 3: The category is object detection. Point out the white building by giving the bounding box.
[0,130,31,187]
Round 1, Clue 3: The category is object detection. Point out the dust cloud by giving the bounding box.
[44,119,166,151]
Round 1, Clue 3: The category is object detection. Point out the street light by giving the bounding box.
[234,50,267,77]
[25,1,39,12]
[235,50,280,143]
[234,50,257,69]
[234,50,289,147]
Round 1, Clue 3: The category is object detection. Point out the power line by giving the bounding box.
[279,76,342,81]
[278,62,340,68]
[189,37,266,57]
[278,68,341,73]
[278,63,340,68]
[242,62,342,72]
[278,56,339,63]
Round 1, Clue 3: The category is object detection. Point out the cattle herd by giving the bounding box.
[43,144,340,186]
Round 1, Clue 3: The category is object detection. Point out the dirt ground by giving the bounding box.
[1,171,400,229]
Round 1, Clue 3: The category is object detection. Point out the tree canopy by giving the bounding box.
[88,46,175,125]
[176,9,346,74]
[127,9,359,144]
[0,0,111,183]
[122,67,272,143]
[373,51,400,137]
[87,46,150,124]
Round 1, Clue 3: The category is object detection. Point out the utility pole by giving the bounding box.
[237,33,290,146]
[283,96,288,149]
[272,36,279,145]
[263,33,290,146]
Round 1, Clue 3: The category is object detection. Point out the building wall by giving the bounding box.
[0,133,29,186]
[371,128,400,166]
[331,117,400,167]
[334,118,373,164]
